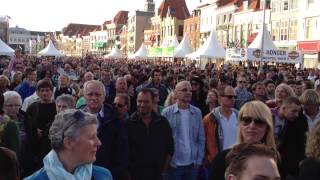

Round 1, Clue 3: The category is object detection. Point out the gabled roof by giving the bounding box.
[158,0,190,20]
[236,0,261,12]
[62,23,100,37]
[113,11,129,25]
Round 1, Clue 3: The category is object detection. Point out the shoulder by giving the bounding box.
[24,168,49,180]
[92,165,113,180]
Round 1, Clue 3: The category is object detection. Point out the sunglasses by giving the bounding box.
[113,103,126,108]
[240,117,266,127]
[238,81,246,83]
[222,95,237,99]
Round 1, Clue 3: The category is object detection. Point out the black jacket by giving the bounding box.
[126,112,174,180]
[299,157,320,180]
[81,104,128,180]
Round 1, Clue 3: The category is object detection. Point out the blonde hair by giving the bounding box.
[164,91,176,107]
[237,101,276,149]
[300,89,320,105]
[305,122,320,160]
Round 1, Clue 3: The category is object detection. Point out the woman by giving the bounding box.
[164,91,176,107]
[203,89,219,115]
[299,122,320,180]
[266,83,295,109]
[190,76,207,115]
[209,101,276,180]
[55,94,76,113]
[25,109,113,180]
[9,71,23,90]
[0,75,10,93]
[54,74,73,99]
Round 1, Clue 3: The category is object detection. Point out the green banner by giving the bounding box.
[149,47,175,57]
[149,48,162,56]
[95,42,106,48]
[162,47,174,56]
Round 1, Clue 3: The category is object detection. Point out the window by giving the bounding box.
[280,21,288,40]
[290,0,297,9]
[178,25,183,36]
[289,19,297,40]
[272,21,280,41]
[283,0,288,11]
[306,18,313,39]
[308,0,315,8]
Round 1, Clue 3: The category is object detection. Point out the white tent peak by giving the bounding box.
[186,30,225,59]
[0,38,14,56]
[38,40,64,57]
[105,46,124,58]
[130,43,149,58]
[169,36,179,48]
[248,23,278,50]
[174,35,193,58]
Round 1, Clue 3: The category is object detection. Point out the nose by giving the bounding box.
[95,136,101,146]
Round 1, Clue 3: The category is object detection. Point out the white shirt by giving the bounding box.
[303,109,320,130]
[218,111,238,150]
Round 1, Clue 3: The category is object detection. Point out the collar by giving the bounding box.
[172,103,195,114]
[130,111,161,123]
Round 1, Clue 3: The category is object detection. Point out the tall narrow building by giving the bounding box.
[144,0,155,13]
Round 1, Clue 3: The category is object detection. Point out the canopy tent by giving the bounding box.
[105,46,125,58]
[169,36,179,48]
[0,38,14,56]
[186,30,225,59]
[129,43,149,59]
[173,35,193,58]
[38,40,64,57]
[247,24,301,64]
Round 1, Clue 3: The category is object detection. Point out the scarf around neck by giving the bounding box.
[43,150,92,180]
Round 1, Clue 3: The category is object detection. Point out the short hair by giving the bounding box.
[264,79,275,86]
[175,80,191,91]
[55,94,75,109]
[237,101,276,149]
[138,88,155,101]
[0,75,10,85]
[225,143,280,179]
[49,109,97,152]
[305,121,320,160]
[251,82,265,92]
[275,83,295,98]
[0,147,20,180]
[300,89,320,105]
[151,68,161,78]
[217,85,233,97]
[115,93,131,110]
[83,80,105,96]
[24,67,35,77]
[37,79,54,91]
[3,91,22,106]
[282,96,301,107]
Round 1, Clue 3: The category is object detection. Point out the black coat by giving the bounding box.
[126,112,174,180]
[81,104,128,180]
[299,157,320,180]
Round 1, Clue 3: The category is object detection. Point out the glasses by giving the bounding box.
[238,81,246,84]
[113,103,126,108]
[222,95,237,99]
[62,110,85,139]
[85,92,103,97]
[240,117,266,127]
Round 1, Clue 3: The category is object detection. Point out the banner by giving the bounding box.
[225,48,247,62]
[247,48,302,64]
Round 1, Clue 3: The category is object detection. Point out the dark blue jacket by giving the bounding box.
[15,80,36,101]
[80,104,128,180]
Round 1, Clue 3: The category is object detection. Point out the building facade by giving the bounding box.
[199,2,218,45]
[184,8,201,50]
[0,16,9,43]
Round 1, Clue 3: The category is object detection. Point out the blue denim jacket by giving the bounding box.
[161,103,205,167]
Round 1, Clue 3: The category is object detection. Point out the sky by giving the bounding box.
[1,0,199,32]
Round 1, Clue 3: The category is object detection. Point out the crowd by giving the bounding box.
[1,48,320,180]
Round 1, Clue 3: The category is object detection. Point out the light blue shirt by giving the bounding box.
[162,103,205,167]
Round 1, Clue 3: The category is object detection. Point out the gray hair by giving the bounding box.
[83,80,105,96]
[55,94,75,109]
[3,91,22,106]
[49,109,97,152]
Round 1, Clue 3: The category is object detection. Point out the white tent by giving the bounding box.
[38,40,64,57]
[0,38,14,56]
[169,36,179,48]
[248,23,277,50]
[105,46,125,58]
[130,43,148,59]
[173,35,193,58]
[186,30,225,59]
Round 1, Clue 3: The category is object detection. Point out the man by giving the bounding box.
[203,85,238,165]
[264,79,275,100]
[25,79,57,172]
[234,76,252,110]
[251,82,267,102]
[300,89,320,130]
[81,80,128,180]
[294,80,303,97]
[107,77,128,104]
[15,67,37,101]
[126,89,174,180]
[144,69,168,106]
[272,96,308,179]
[113,93,130,123]
[162,81,205,180]
[225,143,280,180]
[101,69,115,98]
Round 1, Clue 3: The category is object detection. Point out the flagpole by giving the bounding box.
[260,0,267,66]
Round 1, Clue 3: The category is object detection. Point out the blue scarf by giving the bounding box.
[43,150,92,180]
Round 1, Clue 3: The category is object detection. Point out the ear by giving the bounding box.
[226,174,237,180]
[63,137,75,150]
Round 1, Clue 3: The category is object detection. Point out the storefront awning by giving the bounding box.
[297,40,320,53]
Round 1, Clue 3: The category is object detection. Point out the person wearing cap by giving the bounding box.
[24,109,112,180]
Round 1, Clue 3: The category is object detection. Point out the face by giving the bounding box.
[28,71,37,82]
[137,92,154,116]
[116,79,127,93]
[153,72,162,84]
[303,104,319,116]
[206,91,218,104]
[113,96,128,116]
[228,156,280,180]
[220,86,236,108]
[3,97,21,118]
[254,85,266,97]
[68,124,101,164]
[38,88,53,103]
[59,75,69,88]
[56,101,69,113]
[294,85,303,96]
[101,71,111,82]
[84,83,105,112]
[240,113,268,144]
[237,78,247,89]
[282,103,301,121]
[266,83,275,94]
[191,81,200,92]
[84,73,94,82]
[275,87,288,103]
[175,82,192,103]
